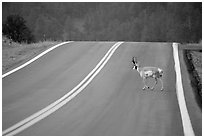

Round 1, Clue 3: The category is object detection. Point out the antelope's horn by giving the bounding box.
[134,57,137,62]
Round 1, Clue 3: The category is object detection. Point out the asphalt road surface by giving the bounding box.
[2,42,202,136]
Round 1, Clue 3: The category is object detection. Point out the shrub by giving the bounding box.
[3,15,35,43]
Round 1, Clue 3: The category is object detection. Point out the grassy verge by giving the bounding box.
[183,49,202,109]
[2,38,62,74]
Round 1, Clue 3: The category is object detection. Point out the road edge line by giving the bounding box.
[2,41,73,78]
[172,42,195,136]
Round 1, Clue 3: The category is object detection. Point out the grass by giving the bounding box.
[190,51,202,82]
[2,36,62,74]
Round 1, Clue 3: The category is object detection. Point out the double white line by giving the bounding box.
[3,41,124,136]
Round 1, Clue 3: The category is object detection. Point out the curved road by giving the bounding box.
[2,42,202,136]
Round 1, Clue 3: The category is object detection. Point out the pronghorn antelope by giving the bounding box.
[132,57,164,91]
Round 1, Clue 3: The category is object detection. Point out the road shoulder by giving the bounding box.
[178,48,202,136]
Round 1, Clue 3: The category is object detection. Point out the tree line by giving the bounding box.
[2,2,202,43]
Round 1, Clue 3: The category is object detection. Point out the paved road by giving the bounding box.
[2,42,202,136]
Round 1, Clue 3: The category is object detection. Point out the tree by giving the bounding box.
[3,14,35,43]
[2,3,202,42]
[34,14,63,41]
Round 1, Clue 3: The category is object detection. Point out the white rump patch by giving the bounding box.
[145,71,153,76]
[158,68,162,72]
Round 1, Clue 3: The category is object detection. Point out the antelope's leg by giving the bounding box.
[142,78,149,90]
[159,78,164,91]
[151,78,158,90]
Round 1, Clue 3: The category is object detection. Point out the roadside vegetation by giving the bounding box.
[183,44,202,109]
[2,36,61,74]
[190,50,202,83]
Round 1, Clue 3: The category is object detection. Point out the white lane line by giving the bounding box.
[3,41,124,136]
[2,41,73,78]
[172,43,195,136]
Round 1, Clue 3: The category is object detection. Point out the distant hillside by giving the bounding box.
[2,2,202,43]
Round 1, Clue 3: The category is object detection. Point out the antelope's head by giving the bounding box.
[132,57,140,70]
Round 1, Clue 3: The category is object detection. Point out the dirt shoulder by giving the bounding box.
[178,48,202,135]
[2,38,61,74]
[183,49,202,100]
